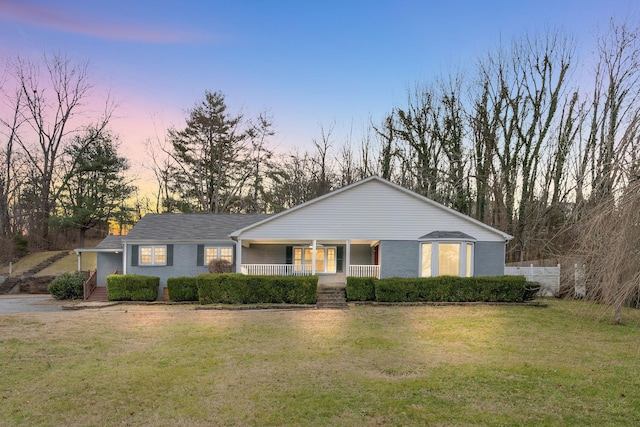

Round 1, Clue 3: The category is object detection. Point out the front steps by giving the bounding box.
[316,286,348,309]
[86,287,108,302]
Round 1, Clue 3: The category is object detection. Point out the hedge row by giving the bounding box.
[197,273,318,304]
[167,276,198,302]
[346,275,537,303]
[107,274,159,301]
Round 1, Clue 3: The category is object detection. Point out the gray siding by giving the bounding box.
[474,241,506,276]
[243,244,286,264]
[243,243,372,266]
[350,244,372,265]
[126,243,234,287]
[96,253,122,287]
[379,240,419,278]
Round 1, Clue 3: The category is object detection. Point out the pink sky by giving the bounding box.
[1,0,639,201]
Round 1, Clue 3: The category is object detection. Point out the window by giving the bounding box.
[420,242,474,277]
[139,245,167,266]
[421,243,432,277]
[205,247,233,265]
[439,243,460,276]
[294,246,337,273]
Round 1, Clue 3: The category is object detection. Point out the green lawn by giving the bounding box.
[1,299,639,426]
[0,251,97,277]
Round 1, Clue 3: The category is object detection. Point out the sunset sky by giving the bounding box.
[1,0,638,190]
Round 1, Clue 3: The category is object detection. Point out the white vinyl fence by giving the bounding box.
[504,264,560,297]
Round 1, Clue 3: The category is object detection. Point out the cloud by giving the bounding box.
[0,0,210,43]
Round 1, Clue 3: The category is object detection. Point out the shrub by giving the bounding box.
[374,275,530,303]
[197,274,318,305]
[107,274,159,301]
[345,276,376,301]
[208,259,233,274]
[167,277,198,301]
[48,272,85,300]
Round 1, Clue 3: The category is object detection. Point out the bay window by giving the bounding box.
[420,241,474,277]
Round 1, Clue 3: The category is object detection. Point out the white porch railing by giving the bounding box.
[349,265,381,279]
[240,263,380,278]
[241,264,313,276]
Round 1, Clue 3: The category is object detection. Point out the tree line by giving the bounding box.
[146,20,639,264]
[1,20,638,310]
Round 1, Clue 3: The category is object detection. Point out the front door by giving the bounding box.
[296,247,337,273]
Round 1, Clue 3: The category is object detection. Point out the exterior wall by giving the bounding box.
[126,243,224,286]
[350,244,372,265]
[243,244,286,264]
[379,240,419,278]
[474,242,506,276]
[237,179,506,242]
[96,253,122,287]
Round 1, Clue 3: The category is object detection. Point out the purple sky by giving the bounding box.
[1,0,638,190]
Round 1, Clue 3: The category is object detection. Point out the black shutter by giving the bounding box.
[285,246,293,264]
[166,245,173,266]
[196,244,204,266]
[336,246,344,272]
[131,245,139,267]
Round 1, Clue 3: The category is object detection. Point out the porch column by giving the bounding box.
[311,240,317,275]
[123,244,127,275]
[75,251,82,272]
[235,239,243,273]
[345,239,351,277]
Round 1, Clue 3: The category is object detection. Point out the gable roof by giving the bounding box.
[124,213,271,242]
[230,176,512,241]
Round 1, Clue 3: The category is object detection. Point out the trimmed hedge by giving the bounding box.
[374,275,529,302]
[107,274,159,301]
[48,272,85,300]
[167,276,199,301]
[345,276,376,301]
[345,275,533,303]
[197,273,318,305]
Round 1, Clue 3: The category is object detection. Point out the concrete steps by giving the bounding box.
[316,286,348,309]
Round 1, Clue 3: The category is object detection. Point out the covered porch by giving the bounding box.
[235,239,381,281]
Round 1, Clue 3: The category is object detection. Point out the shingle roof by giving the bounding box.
[124,213,271,242]
[419,231,476,240]
[95,235,124,249]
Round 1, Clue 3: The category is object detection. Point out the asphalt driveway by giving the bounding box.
[0,295,64,314]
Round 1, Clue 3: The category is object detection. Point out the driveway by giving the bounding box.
[0,294,65,314]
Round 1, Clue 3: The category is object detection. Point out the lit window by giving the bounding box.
[205,247,218,265]
[204,247,233,264]
[220,247,233,263]
[420,242,474,277]
[139,245,167,266]
[421,243,432,277]
[295,246,337,273]
[439,243,460,276]
[466,243,473,277]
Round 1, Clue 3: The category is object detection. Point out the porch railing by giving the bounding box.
[83,270,97,301]
[240,263,381,278]
[241,264,313,276]
[349,265,381,279]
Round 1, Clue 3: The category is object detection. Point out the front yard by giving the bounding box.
[1,299,639,426]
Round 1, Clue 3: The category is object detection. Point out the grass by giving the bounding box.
[1,299,639,426]
[0,250,97,277]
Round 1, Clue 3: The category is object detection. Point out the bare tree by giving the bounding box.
[569,179,640,324]
[4,53,112,248]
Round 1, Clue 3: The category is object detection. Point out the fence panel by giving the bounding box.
[504,264,560,297]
